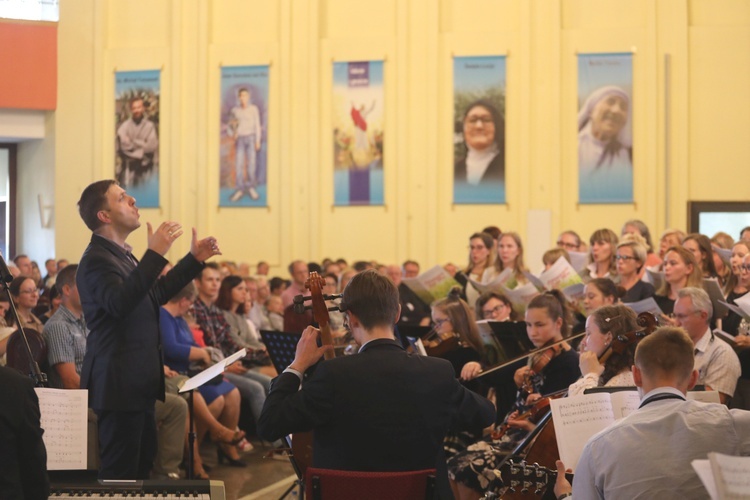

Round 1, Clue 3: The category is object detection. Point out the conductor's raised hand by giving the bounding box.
[289,326,334,373]
[190,228,222,262]
[147,221,183,255]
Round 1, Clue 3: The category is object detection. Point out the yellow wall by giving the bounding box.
[49,0,750,273]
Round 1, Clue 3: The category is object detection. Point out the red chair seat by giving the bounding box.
[305,467,436,500]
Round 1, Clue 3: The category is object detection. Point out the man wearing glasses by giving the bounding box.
[673,287,740,405]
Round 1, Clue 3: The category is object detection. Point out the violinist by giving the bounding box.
[447,291,580,500]
[428,287,485,379]
[257,270,495,500]
[568,304,638,396]
[475,291,516,322]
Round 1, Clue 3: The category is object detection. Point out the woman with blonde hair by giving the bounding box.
[655,246,702,316]
[658,228,686,261]
[711,232,734,290]
[581,228,618,281]
[721,240,750,335]
[616,235,655,302]
[621,219,661,268]
[493,232,529,288]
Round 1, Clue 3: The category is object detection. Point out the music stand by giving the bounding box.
[179,348,247,479]
[260,330,308,499]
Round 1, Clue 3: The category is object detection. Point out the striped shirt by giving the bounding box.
[44,305,88,379]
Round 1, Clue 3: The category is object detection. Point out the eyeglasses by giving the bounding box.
[433,318,450,328]
[482,304,508,317]
[615,255,637,261]
[465,116,493,125]
[740,264,750,273]
[19,288,39,295]
[556,241,578,250]
[673,310,700,322]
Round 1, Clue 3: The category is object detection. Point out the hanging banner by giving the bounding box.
[453,55,506,204]
[578,53,633,204]
[115,70,160,208]
[332,61,384,206]
[219,65,269,207]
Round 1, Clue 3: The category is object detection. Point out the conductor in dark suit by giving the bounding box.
[0,365,49,499]
[76,180,221,479]
[258,270,495,497]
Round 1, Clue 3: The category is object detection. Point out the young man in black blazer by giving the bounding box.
[76,180,221,479]
[258,269,495,498]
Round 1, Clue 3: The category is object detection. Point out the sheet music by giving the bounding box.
[692,459,719,500]
[538,257,583,291]
[609,391,641,419]
[568,251,588,272]
[645,269,665,291]
[623,297,664,317]
[35,388,88,470]
[734,293,750,317]
[703,278,728,317]
[719,301,750,321]
[550,393,618,472]
[709,452,750,499]
[687,390,721,404]
[180,348,247,393]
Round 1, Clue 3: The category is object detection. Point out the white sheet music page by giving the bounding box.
[180,348,247,393]
[35,388,88,470]
[550,393,617,472]
[709,452,750,499]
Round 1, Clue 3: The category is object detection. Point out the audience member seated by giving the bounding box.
[555,326,750,499]
[8,276,44,332]
[12,254,33,279]
[160,282,247,472]
[265,296,284,331]
[581,228,618,282]
[654,246,702,316]
[193,264,269,432]
[37,285,61,325]
[568,304,637,396]
[672,287,740,405]
[269,276,286,297]
[402,259,420,278]
[616,235,655,302]
[281,260,309,310]
[248,276,270,331]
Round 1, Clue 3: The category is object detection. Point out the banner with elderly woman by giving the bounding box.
[577,53,633,204]
[333,61,384,206]
[453,56,506,204]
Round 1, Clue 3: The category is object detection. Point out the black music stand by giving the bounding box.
[260,330,307,499]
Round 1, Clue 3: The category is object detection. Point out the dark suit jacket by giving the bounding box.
[77,234,204,411]
[258,338,495,495]
[0,366,49,500]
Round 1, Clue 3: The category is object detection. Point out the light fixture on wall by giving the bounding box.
[38,193,53,228]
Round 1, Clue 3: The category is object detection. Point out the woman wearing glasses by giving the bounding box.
[454,100,505,186]
[7,276,44,332]
[730,253,750,410]
[616,235,655,303]
[457,232,498,308]
[475,291,516,322]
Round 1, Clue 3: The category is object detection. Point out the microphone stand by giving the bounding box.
[0,254,47,387]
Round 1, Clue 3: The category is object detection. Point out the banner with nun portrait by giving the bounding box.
[578,53,633,204]
[115,70,160,208]
[453,55,506,204]
[332,61,384,206]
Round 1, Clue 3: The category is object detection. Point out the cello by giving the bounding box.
[288,272,341,480]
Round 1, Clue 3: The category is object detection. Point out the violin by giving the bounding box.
[521,340,565,393]
[598,312,658,365]
[421,328,461,357]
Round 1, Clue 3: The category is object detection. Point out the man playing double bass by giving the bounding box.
[258,270,495,498]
